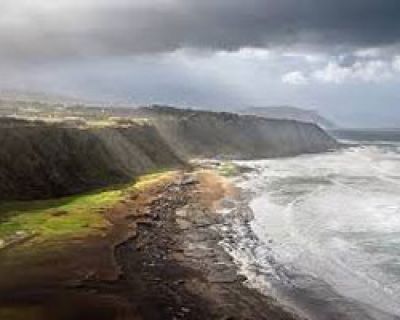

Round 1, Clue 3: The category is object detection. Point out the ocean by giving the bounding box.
[220,130,400,320]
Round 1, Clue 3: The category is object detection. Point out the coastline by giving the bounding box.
[113,169,302,319]
[0,169,303,320]
[218,159,400,320]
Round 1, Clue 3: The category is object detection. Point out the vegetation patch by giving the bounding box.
[0,171,174,246]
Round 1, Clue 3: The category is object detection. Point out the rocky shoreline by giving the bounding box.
[0,170,303,320]
[109,170,302,319]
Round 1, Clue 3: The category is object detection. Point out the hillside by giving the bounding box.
[130,106,339,159]
[240,106,336,129]
[0,106,339,200]
[0,106,339,319]
[0,118,183,200]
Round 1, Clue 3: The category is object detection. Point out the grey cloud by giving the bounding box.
[1,0,400,63]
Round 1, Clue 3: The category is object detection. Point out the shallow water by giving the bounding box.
[224,143,400,319]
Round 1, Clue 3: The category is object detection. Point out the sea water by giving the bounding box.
[222,133,400,319]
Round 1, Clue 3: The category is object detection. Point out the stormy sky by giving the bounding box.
[2,0,400,127]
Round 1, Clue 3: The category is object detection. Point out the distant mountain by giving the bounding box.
[0,89,112,107]
[239,106,337,129]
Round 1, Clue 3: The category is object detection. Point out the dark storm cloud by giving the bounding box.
[1,0,400,62]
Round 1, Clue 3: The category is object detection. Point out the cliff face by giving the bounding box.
[239,106,337,129]
[132,106,339,159]
[0,107,339,200]
[0,120,183,200]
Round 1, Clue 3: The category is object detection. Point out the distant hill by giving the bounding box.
[130,105,339,159]
[239,106,336,129]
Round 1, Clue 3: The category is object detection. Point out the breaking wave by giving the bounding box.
[220,144,400,319]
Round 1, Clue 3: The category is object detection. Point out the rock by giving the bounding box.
[137,221,155,227]
[152,277,162,282]
[176,208,188,218]
[176,218,192,230]
[220,316,236,320]
[213,263,230,272]
[0,239,5,249]
[168,185,182,193]
[129,193,139,200]
[174,280,185,285]
[235,206,254,223]
[237,275,248,283]
[181,307,191,313]
[193,217,212,227]
[207,269,238,283]
[15,230,27,237]
[186,231,213,242]
[220,198,237,209]
[184,247,216,259]
[65,280,84,288]
[180,176,198,186]
[84,271,96,280]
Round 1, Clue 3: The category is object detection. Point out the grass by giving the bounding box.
[0,171,174,245]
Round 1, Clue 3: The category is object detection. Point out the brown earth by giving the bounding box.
[0,171,302,320]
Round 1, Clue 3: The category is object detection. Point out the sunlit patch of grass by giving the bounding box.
[129,170,175,191]
[0,189,121,242]
[0,170,175,245]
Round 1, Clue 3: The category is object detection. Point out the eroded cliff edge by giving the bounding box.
[0,107,339,200]
[0,118,184,200]
[131,106,339,159]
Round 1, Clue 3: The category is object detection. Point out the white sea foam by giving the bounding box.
[231,146,400,318]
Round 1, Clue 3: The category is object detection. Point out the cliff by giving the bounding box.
[0,119,183,200]
[240,106,336,129]
[131,106,339,159]
[0,106,339,200]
